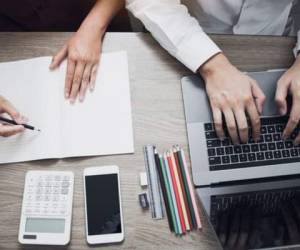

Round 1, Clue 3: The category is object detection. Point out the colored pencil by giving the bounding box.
[179,148,202,229]
[175,146,197,229]
[154,148,173,232]
[170,151,190,231]
[160,154,179,235]
[163,153,182,234]
[173,148,193,230]
[167,152,186,233]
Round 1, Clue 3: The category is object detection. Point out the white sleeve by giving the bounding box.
[293,30,300,57]
[126,0,221,72]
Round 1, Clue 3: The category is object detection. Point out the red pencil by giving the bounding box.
[167,152,186,233]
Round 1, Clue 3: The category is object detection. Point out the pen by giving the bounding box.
[0,116,41,132]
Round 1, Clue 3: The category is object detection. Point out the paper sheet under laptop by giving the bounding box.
[0,51,134,163]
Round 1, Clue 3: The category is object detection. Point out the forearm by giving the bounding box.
[127,0,220,73]
[80,0,124,36]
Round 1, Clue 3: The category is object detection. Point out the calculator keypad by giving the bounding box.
[23,173,73,217]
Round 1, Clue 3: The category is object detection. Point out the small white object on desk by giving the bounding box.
[140,172,148,187]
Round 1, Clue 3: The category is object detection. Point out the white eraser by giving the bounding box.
[140,172,148,187]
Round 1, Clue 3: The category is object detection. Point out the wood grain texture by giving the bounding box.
[0,32,297,250]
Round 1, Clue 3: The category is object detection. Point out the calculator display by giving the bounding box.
[85,174,121,235]
[25,218,65,233]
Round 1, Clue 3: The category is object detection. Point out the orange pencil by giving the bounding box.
[170,151,190,231]
[167,152,186,233]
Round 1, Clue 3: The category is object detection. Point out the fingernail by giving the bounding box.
[70,99,75,104]
[90,85,94,92]
[79,96,84,102]
[65,92,69,99]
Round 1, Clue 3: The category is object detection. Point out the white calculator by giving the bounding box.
[18,171,74,245]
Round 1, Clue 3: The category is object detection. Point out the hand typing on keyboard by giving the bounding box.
[199,53,300,146]
[199,53,265,144]
[275,55,300,146]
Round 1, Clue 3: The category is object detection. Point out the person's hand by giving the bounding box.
[0,96,25,137]
[275,55,300,145]
[49,23,103,103]
[199,53,266,144]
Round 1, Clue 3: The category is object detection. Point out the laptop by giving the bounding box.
[182,70,300,186]
[182,71,300,249]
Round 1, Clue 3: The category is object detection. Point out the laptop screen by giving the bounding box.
[209,186,300,249]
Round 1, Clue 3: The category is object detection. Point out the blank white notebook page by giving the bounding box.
[0,51,134,163]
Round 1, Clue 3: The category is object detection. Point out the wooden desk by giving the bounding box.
[0,32,296,250]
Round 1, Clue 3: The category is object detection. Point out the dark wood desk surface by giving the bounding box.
[0,32,296,250]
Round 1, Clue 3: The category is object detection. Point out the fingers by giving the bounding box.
[283,93,300,140]
[49,45,68,70]
[65,58,76,99]
[79,64,92,102]
[233,107,248,144]
[251,80,266,115]
[90,64,98,92]
[0,97,23,124]
[0,123,24,137]
[69,62,85,104]
[211,106,225,139]
[275,78,289,116]
[223,108,239,144]
[246,99,261,142]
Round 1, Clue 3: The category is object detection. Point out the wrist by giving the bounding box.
[79,16,107,39]
[199,53,234,80]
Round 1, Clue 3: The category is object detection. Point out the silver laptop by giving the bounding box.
[182,71,300,249]
[182,70,300,187]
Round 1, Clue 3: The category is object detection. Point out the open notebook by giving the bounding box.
[0,51,134,164]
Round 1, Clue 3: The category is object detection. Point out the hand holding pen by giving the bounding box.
[0,96,40,137]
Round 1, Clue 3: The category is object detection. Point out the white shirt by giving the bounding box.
[127,0,300,72]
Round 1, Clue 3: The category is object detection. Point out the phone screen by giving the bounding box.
[85,174,121,235]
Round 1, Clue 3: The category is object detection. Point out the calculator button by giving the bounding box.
[36,195,42,201]
[62,181,70,188]
[63,175,70,181]
[45,175,53,181]
[61,195,67,202]
[54,175,61,181]
[45,182,51,187]
[52,195,59,202]
[36,188,42,194]
[61,188,69,195]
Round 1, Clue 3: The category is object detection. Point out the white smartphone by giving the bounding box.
[83,166,124,245]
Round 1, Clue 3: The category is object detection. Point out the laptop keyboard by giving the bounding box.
[205,116,300,171]
[210,187,300,229]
